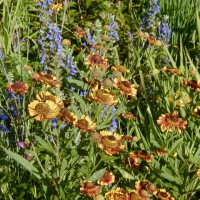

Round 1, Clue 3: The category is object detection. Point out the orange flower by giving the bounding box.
[28,100,60,121]
[33,72,61,87]
[80,181,101,197]
[97,130,125,155]
[155,189,175,200]
[163,67,184,77]
[192,106,200,118]
[6,81,29,95]
[124,153,140,168]
[111,65,130,73]
[183,79,200,92]
[98,171,115,186]
[131,150,153,163]
[74,27,86,37]
[88,89,118,106]
[119,112,137,120]
[75,115,97,133]
[157,111,187,133]
[114,77,137,98]
[59,108,78,124]
[85,52,109,70]
[105,187,129,200]
[36,91,64,108]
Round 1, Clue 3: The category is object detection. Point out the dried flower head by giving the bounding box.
[28,100,60,121]
[75,115,97,133]
[114,77,137,98]
[6,81,29,95]
[157,111,187,133]
[97,130,125,155]
[98,171,115,186]
[80,181,101,197]
[88,89,118,106]
[74,27,86,37]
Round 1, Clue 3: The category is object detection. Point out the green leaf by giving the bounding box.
[2,148,41,180]
[87,168,106,182]
[35,135,55,155]
[86,0,92,8]
[117,167,134,180]
[72,92,86,114]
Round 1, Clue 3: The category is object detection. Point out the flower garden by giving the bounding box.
[0,0,200,199]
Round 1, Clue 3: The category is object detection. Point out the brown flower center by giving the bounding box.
[12,82,24,89]
[77,119,89,129]
[96,90,112,103]
[119,81,131,93]
[159,191,168,198]
[102,136,118,148]
[35,103,50,115]
[90,54,103,64]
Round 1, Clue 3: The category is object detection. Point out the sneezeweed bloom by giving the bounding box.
[114,77,137,98]
[75,115,97,133]
[131,151,153,162]
[88,89,118,106]
[36,91,64,108]
[183,79,200,92]
[5,81,29,95]
[192,106,200,118]
[85,52,109,70]
[157,111,187,133]
[163,67,184,77]
[128,190,141,200]
[97,171,115,186]
[135,181,151,200]
[28,100,60,121]
[74,27,86,37]
[59,108,77,125]
[124,153,140,168]
[50,3,62,11]
[111,65,130,74]
[155,189,175,200]
[135,180,157,194]
[80,181,101,197]
[119,112,137,120]
[97,130,125,155]
[105,187,129,200]
[33,72,61,87]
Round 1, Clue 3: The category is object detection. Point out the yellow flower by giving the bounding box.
[157,111,187,133]
[28,100,60,121]
[192,106,200,118]
[111,65,130,73]
[75,115,97,133]
[88,89,118,106]
[51,3,63,11]
[36,91,64,108]
[105,188,129,200]
[85,52,109,70]
[97,130,125,155]
[155,189,175,200]
[114,77,137,98]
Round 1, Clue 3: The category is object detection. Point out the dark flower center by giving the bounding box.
[90,54,103,64]
[35,103,50,115]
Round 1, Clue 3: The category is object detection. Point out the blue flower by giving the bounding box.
[0,125,10,132]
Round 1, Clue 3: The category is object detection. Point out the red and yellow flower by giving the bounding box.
[155,189,175,200]
[157,111,187,133]
[75,115,97,133]
[111,65,130,74]
[105,187,129,200]
[85,52,109,70]
[33,72,61,87]
[114,77,137,98]
[98,171,115,186]
[183,79,200,92]
[97,130,125,155]
[88,89,118,106]
[59,108,78,124]
[80,181,101,198]
[6,81,29,95]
